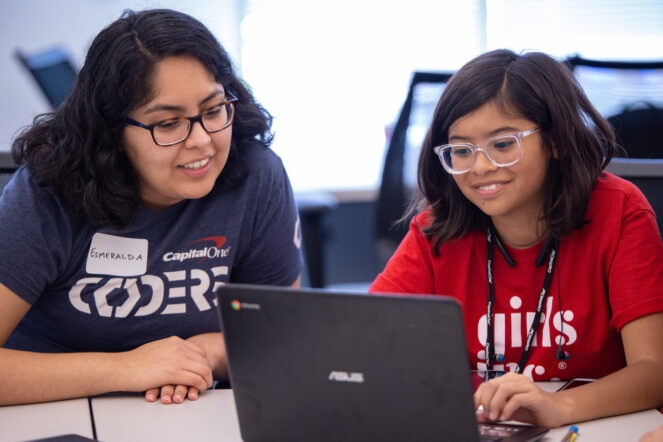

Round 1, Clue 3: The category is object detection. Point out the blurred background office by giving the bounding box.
[1,0,662,287]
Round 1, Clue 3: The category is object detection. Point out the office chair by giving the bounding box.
[0,151,18,195]
[15,47,78,109]
[605,157,663,237]
[375,71,453,265]
[297,192,338,288]
[566,55,663,158]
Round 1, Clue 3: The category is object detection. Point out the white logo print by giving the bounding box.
[163,246,230,262]
[475,295,577,378]
[69,265,229,317]
[293,216,302,249]
[328,371,365,383]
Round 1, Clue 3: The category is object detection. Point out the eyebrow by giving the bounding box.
[143,90,226,115]
[448,126,521,142]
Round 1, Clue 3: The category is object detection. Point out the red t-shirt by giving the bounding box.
[370,172,663,381]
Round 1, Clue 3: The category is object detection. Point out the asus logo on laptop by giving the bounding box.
[328,371,364,383]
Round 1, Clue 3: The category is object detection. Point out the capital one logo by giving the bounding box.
[68,265,228,317]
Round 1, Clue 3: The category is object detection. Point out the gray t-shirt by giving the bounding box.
[0,144,302,352]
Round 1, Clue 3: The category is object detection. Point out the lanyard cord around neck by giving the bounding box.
[485,227,559,374]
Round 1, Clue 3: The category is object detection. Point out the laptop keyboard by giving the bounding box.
[478,423,524,441]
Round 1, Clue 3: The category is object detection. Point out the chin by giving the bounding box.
[188,190,215,201]
[183,184,216,201]
[473,201,508,218]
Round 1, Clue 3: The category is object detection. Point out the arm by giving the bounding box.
[0,284,213,406]
[190,276,299,380]
[474,312,663,427]
[145,275,303,403]
[197,275,299,379]
[641,425,663,442]
[145,151,304,404]
[557,312,663,420]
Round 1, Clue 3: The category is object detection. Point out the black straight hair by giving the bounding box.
[413,49,617,255]
[12,9,273,228]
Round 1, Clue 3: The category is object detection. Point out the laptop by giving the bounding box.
[216,284,548,442]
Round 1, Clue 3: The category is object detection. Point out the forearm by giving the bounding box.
[556,358,663,424]
[0,348,124,406]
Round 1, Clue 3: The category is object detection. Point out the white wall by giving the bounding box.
[0,0,240,150]
[3,1,662,192]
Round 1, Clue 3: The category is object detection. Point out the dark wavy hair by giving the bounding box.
[414,49,617,255]
[11,8,273,228]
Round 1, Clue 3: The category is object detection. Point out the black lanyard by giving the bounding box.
[485,227,558,374]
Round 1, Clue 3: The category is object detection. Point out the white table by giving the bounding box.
[544,409,663,441]
[2,388,661,441]
[538,382,663,441]
[0,398,94,441]
[90,389,663,442]
[91,390,242,442]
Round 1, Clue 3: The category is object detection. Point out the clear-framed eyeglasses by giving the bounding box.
[433,127,540,175]
[125,92,238,147]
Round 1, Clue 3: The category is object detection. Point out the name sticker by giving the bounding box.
[86,233,148,276]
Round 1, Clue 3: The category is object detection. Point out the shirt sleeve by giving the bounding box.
[369,212,436,295]
[231,149,303,286]
[0,168,72,304]
[607,183,663,331]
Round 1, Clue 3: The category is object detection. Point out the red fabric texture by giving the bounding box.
[370,173,663,381]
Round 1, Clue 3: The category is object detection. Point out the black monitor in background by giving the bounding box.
[15,47,78,109]
[565,55,663,159]
[0,151,18,196]
[606,157,663,237]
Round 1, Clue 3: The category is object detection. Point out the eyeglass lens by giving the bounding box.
[442,135,520,172]
[153,102,234,146]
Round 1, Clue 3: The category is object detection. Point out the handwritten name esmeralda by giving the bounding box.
[89,248,145,261]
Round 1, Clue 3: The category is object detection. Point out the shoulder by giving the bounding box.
[582,172,656,232]
[203,144,296,228]
[237,143,288,183]
[412,209,434,229]
[2,165,38,195]
[577,172,658,237]
[240,144,291,191]
[410,209,480,252]
[243,142,285,170]
[591,172,652,212]
[2,166,57,209]
[0,166,85,236]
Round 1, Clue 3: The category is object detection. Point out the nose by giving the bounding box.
[471,149,498,175]
[184,119,211,148]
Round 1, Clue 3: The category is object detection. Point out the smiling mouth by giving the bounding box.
[181,158,210,169]
[477,183,500,191]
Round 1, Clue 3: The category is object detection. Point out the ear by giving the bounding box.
[551,144,559,159]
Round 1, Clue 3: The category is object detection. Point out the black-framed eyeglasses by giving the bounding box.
[433,127,540,175]
[125,92,238,147]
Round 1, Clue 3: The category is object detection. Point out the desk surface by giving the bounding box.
[91,389,663,442]
[2,387,661,442]
[537,382,663,441]
[0,398,94,441]
[92,390,241,442]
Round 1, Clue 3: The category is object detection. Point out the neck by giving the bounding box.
[491,217,548,249]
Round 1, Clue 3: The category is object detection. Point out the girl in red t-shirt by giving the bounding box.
[370,49,663,428]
